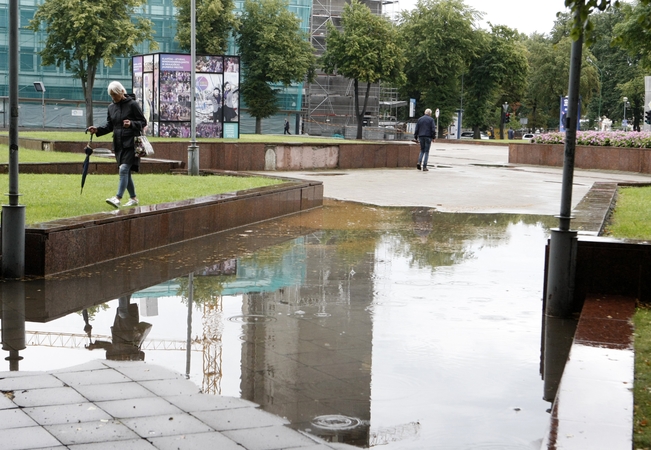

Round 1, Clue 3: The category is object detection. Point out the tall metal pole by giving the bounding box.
[2,0,25,279]
[187,0,199,175]
[545,5,584,318]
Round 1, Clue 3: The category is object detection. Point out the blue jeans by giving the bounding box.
[418,137,431,167]
[117,164,136,199]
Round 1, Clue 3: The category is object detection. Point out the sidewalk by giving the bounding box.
[0,360,356,450]
[274,142,651,214]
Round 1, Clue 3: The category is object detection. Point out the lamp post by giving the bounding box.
[33,82,45,128]
[623,96,628,130]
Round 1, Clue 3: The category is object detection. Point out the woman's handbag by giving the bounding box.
[135,135,154,157]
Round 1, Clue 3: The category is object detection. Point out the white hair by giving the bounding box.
[107,81,126,96]
[424,108,432,116]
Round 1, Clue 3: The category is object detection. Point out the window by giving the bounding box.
[20,49,34,71]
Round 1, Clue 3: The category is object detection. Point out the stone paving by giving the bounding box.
[0,360,356,450]
[4,141,651,449]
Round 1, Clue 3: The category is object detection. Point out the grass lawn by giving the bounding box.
[605,185,651,446]
[10,173,283,225]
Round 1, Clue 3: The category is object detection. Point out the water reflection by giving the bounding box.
[1,201,557,449]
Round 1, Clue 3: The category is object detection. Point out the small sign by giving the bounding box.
[435,108,439,118]
[71,110,84,116]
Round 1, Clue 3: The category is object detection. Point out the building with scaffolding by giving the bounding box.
[304,0,393,137]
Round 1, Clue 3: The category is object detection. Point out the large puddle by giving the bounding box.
[2,200,558,448]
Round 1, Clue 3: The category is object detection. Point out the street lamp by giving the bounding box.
[33,81,45,128]
[623,96,628,131]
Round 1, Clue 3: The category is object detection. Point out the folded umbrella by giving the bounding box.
[81,131,93,194]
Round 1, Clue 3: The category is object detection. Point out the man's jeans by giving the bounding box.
[418,137,432,167]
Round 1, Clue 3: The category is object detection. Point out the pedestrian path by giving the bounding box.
[0,360,356,450]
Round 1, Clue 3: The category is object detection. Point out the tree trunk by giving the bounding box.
[84,64,97,127]
[354,79,362,140]
[256,117,262,134]
[354,79,372,140]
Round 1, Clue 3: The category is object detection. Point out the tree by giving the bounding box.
[463,25,529,138]
[236,0,316,133]
[564,0,651,42]
[174,0,238,55]
[523,34,599,131]
[399,0,480,136]
[321,0,405,140]
[28,0,157,127]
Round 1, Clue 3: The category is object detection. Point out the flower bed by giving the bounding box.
[532,130,651,148]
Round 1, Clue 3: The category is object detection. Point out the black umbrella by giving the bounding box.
[81,131,93,194]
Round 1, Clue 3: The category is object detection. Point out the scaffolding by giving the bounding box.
[303,0,387,137]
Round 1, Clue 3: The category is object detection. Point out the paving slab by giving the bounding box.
[0,362,356,449]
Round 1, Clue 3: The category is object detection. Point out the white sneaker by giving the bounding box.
[124,198,139,207]
[106,196,121,208]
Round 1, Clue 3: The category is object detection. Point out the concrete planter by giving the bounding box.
[2,136,419,171]
[509,143,651,174]
[14,180,323,277]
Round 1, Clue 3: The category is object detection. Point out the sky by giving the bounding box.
[396,0,570,36]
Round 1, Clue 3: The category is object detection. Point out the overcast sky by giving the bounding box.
[395,0,570,36]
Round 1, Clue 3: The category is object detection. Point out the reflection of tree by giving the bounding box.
[317,202,556,273]
[176,275,231,305]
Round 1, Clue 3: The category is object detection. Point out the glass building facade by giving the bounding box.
[0,0,310,132]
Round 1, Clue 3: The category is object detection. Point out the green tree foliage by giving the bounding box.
[236,0,316,133]
[584,7,640,128]
[563,0,650,43]
[613,1,651,70]
[321,0,405,139]
[523,32,598,130]
[463,25,529,137]
[174,0,238,55]
[28,0,157,127]
[399,0,479,134]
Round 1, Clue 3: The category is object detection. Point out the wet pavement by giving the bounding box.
[2,141,651,449]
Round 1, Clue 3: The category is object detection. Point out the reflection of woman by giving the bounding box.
[86,295,152,361]
[87,81,147,209]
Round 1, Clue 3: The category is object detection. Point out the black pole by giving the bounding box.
[2,0,25,279]
[545,6,584,318]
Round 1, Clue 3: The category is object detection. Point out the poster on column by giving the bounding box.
[133,53,239,138]
[559,96,581,132]
[223,56,240,138]
[195,73,224,138]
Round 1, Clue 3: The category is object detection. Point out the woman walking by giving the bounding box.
[87,81,147,208]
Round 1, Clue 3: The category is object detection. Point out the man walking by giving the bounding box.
[414,108,436,171]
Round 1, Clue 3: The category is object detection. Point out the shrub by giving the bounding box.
[531,131,651,148]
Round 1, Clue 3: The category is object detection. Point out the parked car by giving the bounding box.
[522,133,535,141]
[460,131,489,140]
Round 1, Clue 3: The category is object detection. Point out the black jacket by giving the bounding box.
[96,95,147,171]
[414,114,436,139]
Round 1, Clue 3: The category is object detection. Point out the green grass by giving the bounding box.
[607,186,651,447]
[7,173,282,225]
[0,144,88,163]
[605,186,651,239]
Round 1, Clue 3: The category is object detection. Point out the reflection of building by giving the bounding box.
[238,233,373,445]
